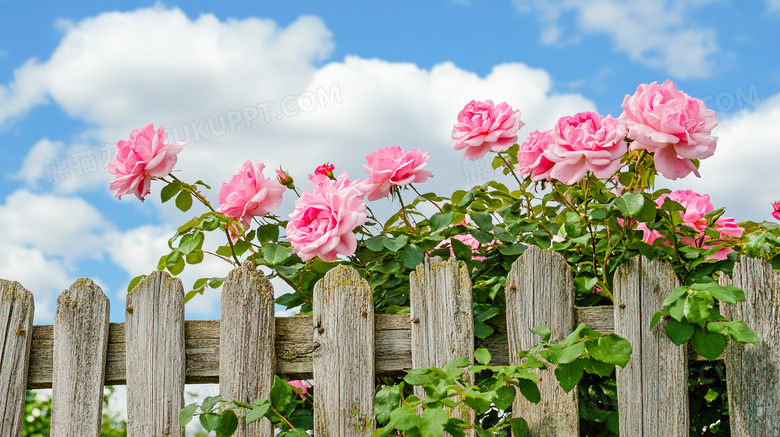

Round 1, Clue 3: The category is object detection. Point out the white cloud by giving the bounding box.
[0,243,69,322]
[768,0,780,11]
[0,189,112,262]
[513,0,719,78]
[661,91,780,222]
[9,138,65,187]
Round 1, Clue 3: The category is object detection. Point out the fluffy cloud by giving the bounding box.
[0,243,69,322]
[661,91,780,222]
[513,0,719,78]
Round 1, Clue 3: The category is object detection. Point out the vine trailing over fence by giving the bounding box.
[97,79,780,435]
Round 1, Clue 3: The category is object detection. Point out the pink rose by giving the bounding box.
[636,190,743,260]
[515,130,555,182]
[217,161,286,230]
[107,123,185,200]
[544,112,627,185]
[286,172,367,262]
[288,380,312,399]
[772,201,780,221]
[619,80,718,180]
[452,100,524,161]
[360,146,433,201]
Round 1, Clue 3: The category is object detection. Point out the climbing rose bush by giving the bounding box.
[451,99,524,161]
[515,129,555,181]
[217,160,286,230]
[620,79,718,180]
[107,123,184,200]
[360,146,433,201]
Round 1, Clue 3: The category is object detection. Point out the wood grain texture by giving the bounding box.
[25,307,714,389]
[125,270,185,437]
[0,280,34,436]
[220,262,275,437]
[613,256,688,436]
[410,256,474,432]
[721,257,780,436]
[505,246,578,436]
[51,279,110,437]
[313,265,375,436]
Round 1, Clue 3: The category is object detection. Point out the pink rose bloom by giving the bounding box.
[217,161,285,230]
[619,80,718,180]
[452,100,524,161]
[286,172,367,262]
[361,146,433,201]
[107,123,185,200]
[288,380,312,399]
[772,201,780,221]
[544,112,628,185]
[515,130,555,181]
[636,190,743,260]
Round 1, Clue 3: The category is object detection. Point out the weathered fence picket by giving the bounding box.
[506,246,578,436]
[220,261,276,437]
[613,256,688,436]
[721,257,780,436]
[0,280,34,436]
[410,256,475,432]
[125,270,186,436]
[51,278,110,437]
[313,265,375,436]
[1,251,779,436]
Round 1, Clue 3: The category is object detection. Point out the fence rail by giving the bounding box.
[1,246,779,436]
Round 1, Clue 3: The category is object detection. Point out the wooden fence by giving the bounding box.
[1,246,778,436]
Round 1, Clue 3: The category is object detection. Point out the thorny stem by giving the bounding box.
[271,405,296,430]
[396,190,418,236]
[410,184,443,212]
[497,152,523,187]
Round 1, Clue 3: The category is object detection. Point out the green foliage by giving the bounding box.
[22,387,127,437]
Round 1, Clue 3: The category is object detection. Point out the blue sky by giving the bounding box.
[2,0,779,324]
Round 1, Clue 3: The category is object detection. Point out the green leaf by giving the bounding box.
[175,190,193,212]
[554,359,584,393]
[201,395,222,414]
[470,212,494,231]
[201,215,221,231]
[444,357,470,368]
[492,385,515,410]
[200,413,220,431]
[127,274,146,293]
[709,320,757,344]
[160,181,181,203]
[420,408,449,437]
[530,325,552,342]
[246,401,270,424]
[691,283,737,305]
[168,251,185,276]
[269,376,295,414]
[664,318,695,345]
[179,403,198,427]
[184,289,201,303]
[558,342,586,364]
[370,259,400,273]
[215,410,239,437]
[382,234,409,252]
[474,348,492,365]
[186,250,204,264]
[388,407,419,431]
[584,334,632,367]
[662,286,689,307]
[509,417,530,437]
[430,211,454,233]
[399,244,424,269]
[516,378,541,403]
[704,388,720,403]
[649,308,669,331]
[615,193,645,218]
[450,238,472,260]
[179,231,205,255]
[684,290,715,326]
[691,325,727,360]
[375,385,402,423]
[263,243,293,265]
[474,320,494,339]
[365,236,387,252]
[498,243,526,256]
[256,224,279,244]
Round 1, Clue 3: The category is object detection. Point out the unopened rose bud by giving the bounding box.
[276,169,294,188]
[314,163,336,179]
[772,200,780,220]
